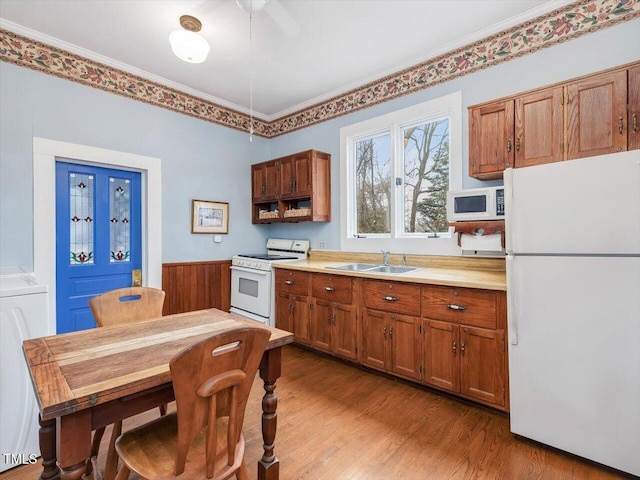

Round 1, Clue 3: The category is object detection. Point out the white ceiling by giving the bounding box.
[0,0,571,120]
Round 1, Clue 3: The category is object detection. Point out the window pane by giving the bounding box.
[355,135,391,234]
[403,119,449,234]
[109,177,131,262]
[69,173,94,264]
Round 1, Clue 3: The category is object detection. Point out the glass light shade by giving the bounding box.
[169,29,210,64]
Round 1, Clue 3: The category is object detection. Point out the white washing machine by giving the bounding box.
[0,267,48,472]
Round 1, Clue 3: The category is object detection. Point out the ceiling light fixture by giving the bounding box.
[169,15,210,64]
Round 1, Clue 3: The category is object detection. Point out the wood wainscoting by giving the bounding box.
[162,260,231,315]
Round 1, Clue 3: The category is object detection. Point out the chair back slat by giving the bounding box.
[89,287,165,327]
[169,327,270,477]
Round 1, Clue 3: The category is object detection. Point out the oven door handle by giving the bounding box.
[230,265,271,276]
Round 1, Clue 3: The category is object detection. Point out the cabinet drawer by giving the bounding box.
[422,286,497,329]
[274,269,309,296]
[311,273,352,304]
[363,280,420,316]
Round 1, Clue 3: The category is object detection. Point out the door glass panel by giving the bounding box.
[109,177,131,262]
[69,173,94,264]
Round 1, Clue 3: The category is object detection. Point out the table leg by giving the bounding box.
[258,347,281,480]
[58,410,91,480]
[38,415,60,480]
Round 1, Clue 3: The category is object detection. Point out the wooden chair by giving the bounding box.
[87,286,166,480]
[113,326,271,480]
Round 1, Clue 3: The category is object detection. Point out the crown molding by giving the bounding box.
[1,0,638,138]
[268,0,575,120]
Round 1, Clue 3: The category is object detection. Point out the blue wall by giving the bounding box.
[0,62,271,269]
[1,19,638,268]
[267,19,640,250]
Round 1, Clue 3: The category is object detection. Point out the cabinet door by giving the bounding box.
[293,295,311,345]
[332,302,358,361]
[275,291,292,332]
[264,160,279,199]
[292,152,312,197]
[279,156,295,198]
[389,314,422,381]
[515,87,564,167]
[251,164,265,200]
[310,298,332,352]
[469,100,514,179]
[459,326,505,407]
[567,71,627,159]
[424,320,459,392]
[361,309,387,371]
[629,65,640,151]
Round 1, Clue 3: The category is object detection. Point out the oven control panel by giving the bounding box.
[232,258,268,270]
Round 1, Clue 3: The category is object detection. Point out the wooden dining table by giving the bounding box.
[22,308,293,480]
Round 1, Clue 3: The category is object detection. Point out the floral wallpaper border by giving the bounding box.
[1,0,638,138]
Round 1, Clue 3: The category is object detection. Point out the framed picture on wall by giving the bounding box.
[191,200,229,234]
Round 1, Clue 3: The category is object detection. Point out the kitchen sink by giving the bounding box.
[326,263,379,272]
[326,263,420,274]
[367,265,419,274]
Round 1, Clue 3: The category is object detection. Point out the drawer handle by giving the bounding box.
[285,280,294,285]
[383,295,398,302]
[324,286,335,291]
[446,303,466,311]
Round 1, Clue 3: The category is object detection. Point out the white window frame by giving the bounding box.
[339,91,462,255]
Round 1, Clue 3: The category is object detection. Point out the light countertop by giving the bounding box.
[273,258,506,291]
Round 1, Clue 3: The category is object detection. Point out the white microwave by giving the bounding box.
[447,186,505,221]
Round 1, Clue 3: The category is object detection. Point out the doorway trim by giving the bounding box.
[33,137,162,334]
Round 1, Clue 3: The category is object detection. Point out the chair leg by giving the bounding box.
[159,403,167,416]
[85,427,106,475]
[103,421,123,480]
[113,465,131,480]
[236,462,250,480]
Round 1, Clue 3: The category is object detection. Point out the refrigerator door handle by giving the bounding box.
[504,167,514,255]
[506,254,518,345]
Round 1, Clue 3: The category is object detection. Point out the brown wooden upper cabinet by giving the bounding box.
[469,100,514,179]
[468,61,639,179]
[566,70,627,159]
[251,160,278,201]
[515,86,564,168]
[251,149,331,223]
[280,151,312,199]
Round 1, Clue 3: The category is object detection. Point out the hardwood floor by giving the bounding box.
[1,345,631,480]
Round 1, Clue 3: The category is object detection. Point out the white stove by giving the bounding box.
[230,239,309,326]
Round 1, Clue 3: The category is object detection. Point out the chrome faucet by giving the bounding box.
[402,253,407,266]
[381,250,390,266]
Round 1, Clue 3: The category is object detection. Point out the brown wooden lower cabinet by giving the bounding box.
[424,319,506,408]
[361,309,422,381]
[309,273,358,360]
[274,268,509,412]
[310,299,358,360]
[275,290,310,344]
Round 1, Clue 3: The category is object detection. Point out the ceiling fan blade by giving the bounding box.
[264,0,300,37]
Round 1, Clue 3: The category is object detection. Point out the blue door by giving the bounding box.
[55,162,142,333]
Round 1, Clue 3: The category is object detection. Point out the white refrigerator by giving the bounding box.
[504,150,640,476]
